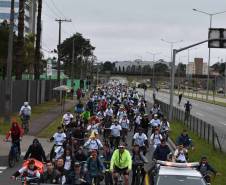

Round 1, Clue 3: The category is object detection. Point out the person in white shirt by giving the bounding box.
[110,120,122,149]
[150,129,163,150]
[133,128,148,155]
[119,115,130,142]
[87,120,101,134]
[134,113,142,133]
[62,112,74,127]
[84,132,103,151]
[173,144,188,163]
[149,114,161,133]
[19,102,32,120]
[105,106,114,117]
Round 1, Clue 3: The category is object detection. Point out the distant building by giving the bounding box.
[0,0,37,34]
[114,59,170,72]
[186,58,207,75]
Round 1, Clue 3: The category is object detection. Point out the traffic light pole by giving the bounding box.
[169,39,208,120]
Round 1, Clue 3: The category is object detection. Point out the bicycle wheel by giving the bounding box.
[8,153,15,167]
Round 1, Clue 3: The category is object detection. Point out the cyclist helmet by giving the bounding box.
[24,102,29,106]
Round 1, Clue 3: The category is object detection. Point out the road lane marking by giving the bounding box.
[195,112,204,117]
[0,166,7,170]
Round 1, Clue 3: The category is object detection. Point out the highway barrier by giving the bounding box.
[155,99,225,152]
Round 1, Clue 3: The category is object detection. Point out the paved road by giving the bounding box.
[140,89,226,138]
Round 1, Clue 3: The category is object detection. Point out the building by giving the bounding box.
[0,0,37,34]
[186,58,207,75]
[114,59,170,72]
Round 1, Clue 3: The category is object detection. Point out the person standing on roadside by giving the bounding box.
[178,93,183,105]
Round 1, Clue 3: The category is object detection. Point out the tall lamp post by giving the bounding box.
[146,51,161,88]
[193,8,226,101]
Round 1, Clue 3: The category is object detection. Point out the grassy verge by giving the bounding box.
[0,100,59,135]
[171,120,226,185]
[38,116,62,138]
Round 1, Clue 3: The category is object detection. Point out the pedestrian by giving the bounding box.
[178,93,183,105]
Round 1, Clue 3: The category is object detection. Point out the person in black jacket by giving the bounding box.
[24,138,47,162]
[41,161,61,184]
[140,114,149,136]
[153,139,171,161]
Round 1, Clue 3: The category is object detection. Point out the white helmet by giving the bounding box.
[24,102,29,106]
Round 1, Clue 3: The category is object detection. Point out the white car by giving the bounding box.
[153,161,208,185]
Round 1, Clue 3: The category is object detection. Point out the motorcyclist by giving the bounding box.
[24,138,47,162]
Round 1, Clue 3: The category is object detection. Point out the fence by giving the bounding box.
[0,80,65,116]
[155,99,225,152]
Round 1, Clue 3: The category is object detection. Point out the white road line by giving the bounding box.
[195,112,204,117]
[0,166,7,170]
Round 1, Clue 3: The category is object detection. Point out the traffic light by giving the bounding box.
[208,28,226,48]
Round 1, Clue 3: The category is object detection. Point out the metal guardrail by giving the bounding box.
[155,99,224,152]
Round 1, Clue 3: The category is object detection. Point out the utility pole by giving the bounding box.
[5,0,15,123]
[224,58,226,96]
[71,38,75,89]
[55,19,72,83]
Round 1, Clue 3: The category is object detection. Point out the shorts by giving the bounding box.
[113,166,129,175]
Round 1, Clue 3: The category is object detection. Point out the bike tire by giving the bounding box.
[15,151,20,162]
[8,153,15,167]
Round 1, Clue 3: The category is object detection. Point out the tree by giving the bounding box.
[15,0,25,79]
[154,63,169,76]
[102,61,114,72]
[59,33,95,78]
[211,62,226,76]
[34,0,42,79]
[176,63,186,77]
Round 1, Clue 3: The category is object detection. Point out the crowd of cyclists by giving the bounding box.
[4,80,219,185]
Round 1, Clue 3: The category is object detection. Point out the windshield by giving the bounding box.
[157,175,206,185]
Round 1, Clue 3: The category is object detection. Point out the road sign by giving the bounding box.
[208,28,226,48]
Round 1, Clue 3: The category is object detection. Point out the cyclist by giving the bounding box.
[134,112,142,134]
[173,144,188,163]
[84,131,103,151]
[119,115,130,143]
[176,129,194,149]
[24,138,47,162]
[11,159,40,183]
[110,119,122,149]
[160,117,170,141]
[105,105,114,118]
[149,114,161,133]
[41,161,61,184]
[19,102,31,133]
[81,109,90,125]
[153,139,171,161]
[184,100,192,121]
[140,114,149,136]
[150,128,163,150]
[197,156,219,183]
[86,150,105,185]
[66,162,90,185]
[5,120,23,155]
[75,100,84,115]
[131,144,146,185]
[50,126,66,161]
[132,128,148,155]
[62,112,74,128]
[110,143,132,185]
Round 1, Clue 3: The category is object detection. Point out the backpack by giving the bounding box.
[22,107,31,117]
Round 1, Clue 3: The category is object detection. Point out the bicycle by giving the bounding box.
[103,161,113,185]
[132,162,145,185]
[6,139,20,167]
[15,176,40,185]
[21,116,29,134]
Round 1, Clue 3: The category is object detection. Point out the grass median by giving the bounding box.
[0,100,59,135]
[170,120,226,185]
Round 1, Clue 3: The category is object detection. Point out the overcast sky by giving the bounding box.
[42,0,226,65]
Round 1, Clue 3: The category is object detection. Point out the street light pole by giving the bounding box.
[71,38,75,89]
[5,0,15,123]
[193,8,226,101]
[147,52,161,88]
